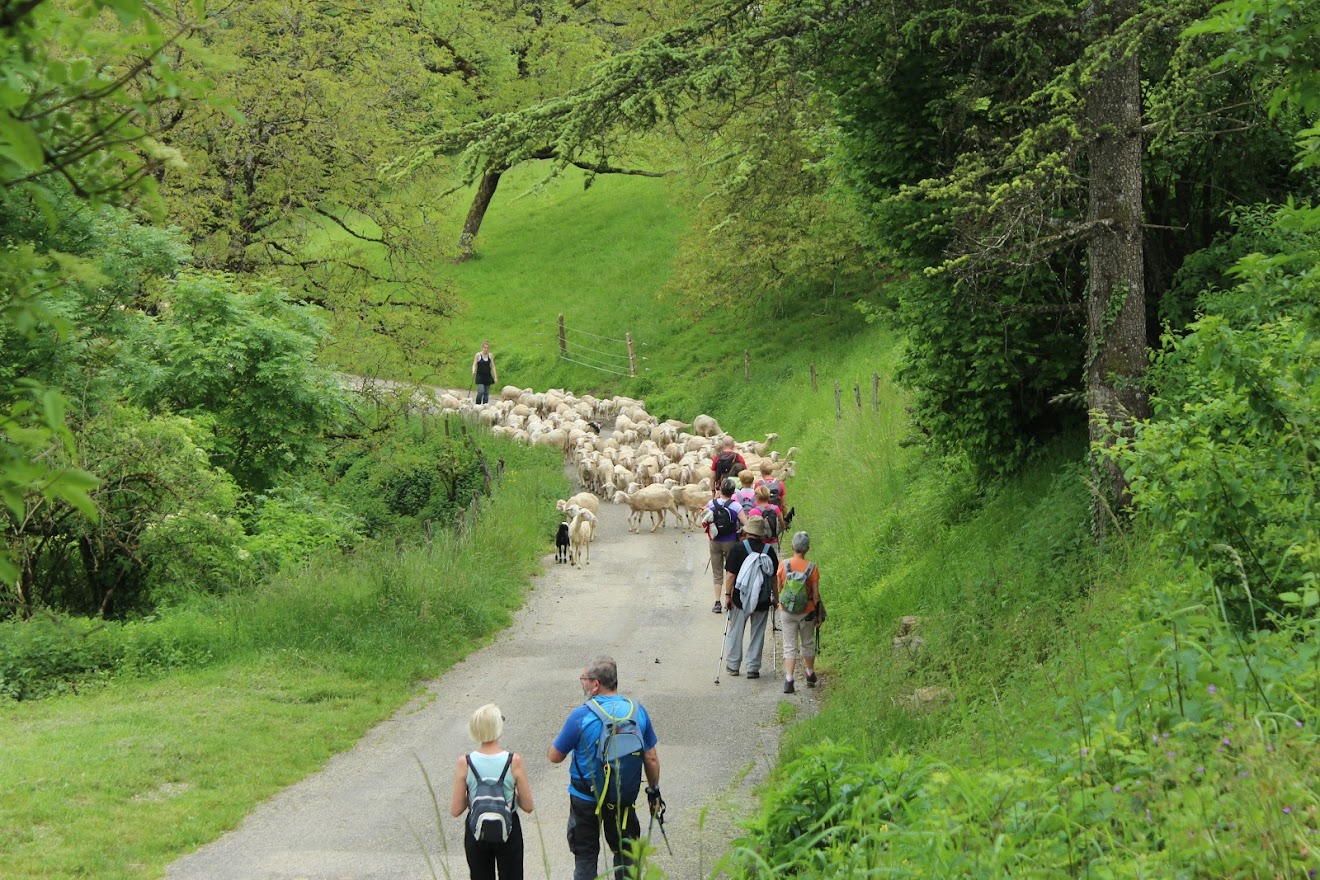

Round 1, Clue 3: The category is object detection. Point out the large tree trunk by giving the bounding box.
[1085,0,1150,535]
[457,169,503,261]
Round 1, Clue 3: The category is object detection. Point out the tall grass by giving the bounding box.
[0,442,568,880]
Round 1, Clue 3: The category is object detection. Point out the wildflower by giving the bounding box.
[1207,685,1216,694]
[1081,747,1088,756]
[1239,771,1248,778]
[1196,766,1205,774]
[1146,809,1152,821]
[1167,751,1176,759]
[1284,807,1293,815]
[1222,738,1231,746]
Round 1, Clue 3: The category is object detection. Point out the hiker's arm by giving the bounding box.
[547,745,567,763]
[512,753,535,813]
[642,747,660,788]
[489,354,497,382]
[449,756,469,817]
[722,570,734,604]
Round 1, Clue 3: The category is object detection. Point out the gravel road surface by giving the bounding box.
[165,487,811,880]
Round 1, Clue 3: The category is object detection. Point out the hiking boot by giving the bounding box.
[783,679,795,694]
[746,671,760,679]
[712,601,722,613]
[806,672,818,687]
[726,667,740,676]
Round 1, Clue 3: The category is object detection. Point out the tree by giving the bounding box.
[1,0,213,587]
[131,271,348,493]
[157,0,454,349]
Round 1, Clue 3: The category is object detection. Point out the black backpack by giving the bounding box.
[710,500,737,539]
[466,753,514,847]
[714,451,739,483]
[761,506,781,541]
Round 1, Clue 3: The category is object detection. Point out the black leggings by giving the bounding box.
[464,811,523,880]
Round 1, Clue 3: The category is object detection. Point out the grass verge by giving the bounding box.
[0,442,568,880]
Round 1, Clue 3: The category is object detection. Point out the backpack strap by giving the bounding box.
[466,753,515,807]
[585,698,636,816]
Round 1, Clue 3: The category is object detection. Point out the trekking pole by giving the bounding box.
[648,811,674,856]
[715,609,733,685]
[647,788,673,856]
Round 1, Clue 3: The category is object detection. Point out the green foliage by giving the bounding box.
[324,416,493,535]
[0,0,209,210]
[132,271,347,492]
[1110,205,1320,614]
[895,269,1086,474]
[246,486,364,575]
[729,579,1320,878]
[9,404,249,617]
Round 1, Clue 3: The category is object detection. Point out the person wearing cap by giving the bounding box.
[776,531,822,694]
[721,515,780,679]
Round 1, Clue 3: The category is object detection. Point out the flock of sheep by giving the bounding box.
[430,385,796,566]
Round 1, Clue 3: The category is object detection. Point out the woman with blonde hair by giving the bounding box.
[450,703,534,880]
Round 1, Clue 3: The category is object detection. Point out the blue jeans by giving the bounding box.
[475,383,491,404]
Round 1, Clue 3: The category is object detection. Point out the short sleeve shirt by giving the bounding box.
[551,694,658,801]
[707,498,743,543]
[724,539,780,608]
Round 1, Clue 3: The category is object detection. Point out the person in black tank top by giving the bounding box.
[472,340,497,404]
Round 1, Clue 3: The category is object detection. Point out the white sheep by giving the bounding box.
[692,414,723,437]
[612,485,678,533]
[669,483,713,529]
[568,507,597,565]
[557,492,600,517]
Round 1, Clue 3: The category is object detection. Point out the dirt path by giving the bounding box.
[165,485,811,880]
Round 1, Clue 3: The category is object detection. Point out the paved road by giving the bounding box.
[165,488,810,880]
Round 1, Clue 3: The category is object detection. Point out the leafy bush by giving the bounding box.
[325,417,489,535]
[132,271,347,492]
[1110,205,1320,615]
[729,580,1320,878]
[247,485,364,574]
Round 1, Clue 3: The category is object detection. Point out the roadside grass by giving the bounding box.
[0,440,567,880]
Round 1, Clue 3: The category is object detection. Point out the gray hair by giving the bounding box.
[584,656,618,690]
[720,478,737,497]
[791,531,810,553]
[469,703,503,744]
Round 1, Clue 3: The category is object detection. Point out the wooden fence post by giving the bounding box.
[627,333,637,377]
[834,382,842,421]
[745,349,751,382]
[558,314,567,358]
[810,363,817,392]
[873,373,880,412]
[855,382,862,411]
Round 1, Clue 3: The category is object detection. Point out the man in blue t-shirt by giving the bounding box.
[549,656,661,880]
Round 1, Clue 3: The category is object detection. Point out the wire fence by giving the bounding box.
[555,314,644,376]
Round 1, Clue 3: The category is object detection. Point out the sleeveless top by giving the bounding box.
[474,353,494,384]
[465,750,516,807]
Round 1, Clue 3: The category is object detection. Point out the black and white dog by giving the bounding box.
[555,521,571,563]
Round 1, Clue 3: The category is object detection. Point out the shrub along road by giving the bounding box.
[165,488,806,879]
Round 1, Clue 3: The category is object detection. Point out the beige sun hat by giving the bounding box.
[742,515,768,538]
